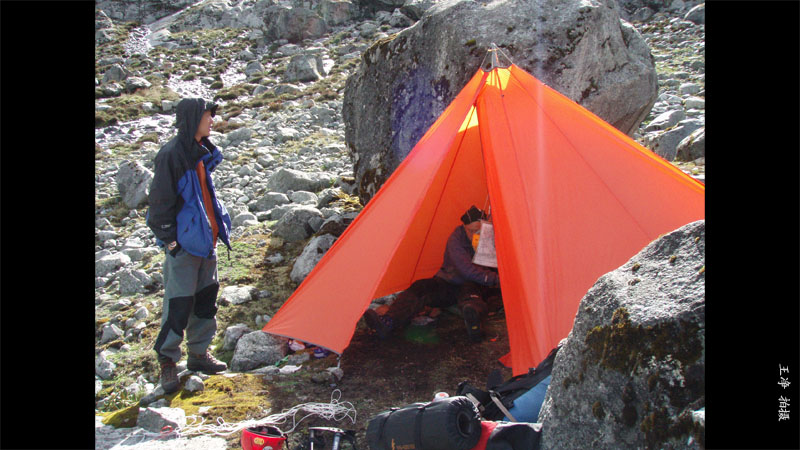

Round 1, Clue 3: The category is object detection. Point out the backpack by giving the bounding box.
[456,345,560,421]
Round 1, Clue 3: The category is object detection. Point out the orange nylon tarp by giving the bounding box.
[264,64,705,375]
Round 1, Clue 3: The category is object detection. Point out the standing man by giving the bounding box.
[363,205,501,342]
[147,98,232,394]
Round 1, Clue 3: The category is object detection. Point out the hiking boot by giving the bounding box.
[364,309,393,340]
[187,351,228,374]
[159,359,180,394]
[463,305,483,342]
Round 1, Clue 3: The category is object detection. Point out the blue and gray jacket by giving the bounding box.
[146,98,232,257]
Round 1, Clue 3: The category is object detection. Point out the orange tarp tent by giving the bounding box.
[263,63,705,375]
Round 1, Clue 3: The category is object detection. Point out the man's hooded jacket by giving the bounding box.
[147,98,232,257]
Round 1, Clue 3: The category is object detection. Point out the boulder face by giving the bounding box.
[96,0,197,24]
[343,0,657,203]
[539,220,705,449]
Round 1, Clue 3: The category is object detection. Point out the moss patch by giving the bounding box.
[584,307,702,374]
[101,404,140,428]
[167,374,270,421]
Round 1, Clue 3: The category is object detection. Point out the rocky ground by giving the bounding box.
[94,1,705,448]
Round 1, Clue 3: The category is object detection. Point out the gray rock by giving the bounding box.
[99,82,124,97]
[238,49,257,61]
[289,191,319,205]
[644,109,686,133]
[101,323,124,344]
[244,60,265,76]
[275,127,300,143]
[679,82,701,96]
[224,127,253,147]
[343,0,657,203]
[184,375,205,392]
[290,234,338,283]
[539,221,705,450]
[97,230,118,243]
[102,64,130,84]
[684,96,705,110]
[272,205,325,242]
[263,5,328,43]
[125,77,152,93]
[676,127,705,162]
[95,351,116,379]
[116,160,154,209]
[629,6,655,22]
[96,9,114,30]
[269,204,294,221]
[317,212,358,237]
[389,9,414,28]
[230,331,287,372]
[274,84,302,96]
[232,211,258,228]
[119,269,154,295]
[644,119,703,161]
[122,237,145,249]
[137,407,187,433]
[220,285,259,305]
[95,0,196,24]
[223,324,253,351]
[318,0,358,25]
[266,168,334,193]
[316,187,342,208]
[122,246,161,262]
[250,192,290,213]
[111,299,133,311]
[285,53,327,82]
[400,0,437,21]
[134,306,150,320]
[684,3,705,24]
[96,253,131,277]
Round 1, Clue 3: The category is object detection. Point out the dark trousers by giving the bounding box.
[385,276,500,328]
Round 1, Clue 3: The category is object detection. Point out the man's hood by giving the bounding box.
[175,98,217,149]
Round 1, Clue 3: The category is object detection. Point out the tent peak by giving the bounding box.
[481,44,513,72]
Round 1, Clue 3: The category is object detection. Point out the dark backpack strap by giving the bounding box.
[414,404,427,450]
[377,408,398,449]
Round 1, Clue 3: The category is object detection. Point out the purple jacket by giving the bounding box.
[435,225,499,286]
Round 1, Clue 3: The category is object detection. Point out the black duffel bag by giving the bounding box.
[366,396,481,450]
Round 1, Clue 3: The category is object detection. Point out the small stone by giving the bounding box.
[184,375,205,392]
[101,324,124,344]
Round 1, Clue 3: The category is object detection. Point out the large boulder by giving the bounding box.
[343,0,657,203]
[539,220,705,449]
[285,53,328,83]
[116,161,153,209]
[95,1,197,24]
[230,331,287,372]
[317,0,359,26]
[263,5,329,43]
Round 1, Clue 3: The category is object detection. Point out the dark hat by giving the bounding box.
[461,205,483,225]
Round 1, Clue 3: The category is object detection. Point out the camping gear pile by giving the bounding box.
[364,345,559,450]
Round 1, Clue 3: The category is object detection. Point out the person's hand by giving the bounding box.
[168,241,181,257]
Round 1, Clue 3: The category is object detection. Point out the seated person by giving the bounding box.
[363,205,501,342]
